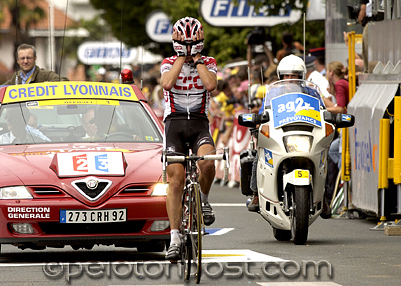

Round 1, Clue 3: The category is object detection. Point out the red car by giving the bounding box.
[0,81,169,253]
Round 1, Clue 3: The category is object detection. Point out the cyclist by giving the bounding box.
[161,17,218,261]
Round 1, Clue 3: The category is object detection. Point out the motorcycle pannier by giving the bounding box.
[240,149,257,196]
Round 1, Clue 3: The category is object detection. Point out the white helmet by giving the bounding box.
[173,17,203,42]
[277,54,306,80]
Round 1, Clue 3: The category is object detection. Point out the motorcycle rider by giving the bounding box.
[247,54,331,219]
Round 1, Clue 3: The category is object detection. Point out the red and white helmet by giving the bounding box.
[173,17,203,42]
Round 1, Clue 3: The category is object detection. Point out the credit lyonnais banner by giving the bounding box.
[2,82,139,104]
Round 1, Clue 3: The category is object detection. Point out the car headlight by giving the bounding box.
[0,186,33,199]
[151,183,168,196]
[283,135,312,153]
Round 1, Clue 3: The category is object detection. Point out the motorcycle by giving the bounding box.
[238,79,355,245]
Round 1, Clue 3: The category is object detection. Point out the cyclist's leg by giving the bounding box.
[197,143,216,226]
[164,119,186,260]
[197,143,216,196]
[166,163,185,232]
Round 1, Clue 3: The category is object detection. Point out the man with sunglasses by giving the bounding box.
[2,44,69,85]
[161,17,218,261]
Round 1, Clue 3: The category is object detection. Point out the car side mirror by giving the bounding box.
[238,113,270,128]
[323,111,355,128]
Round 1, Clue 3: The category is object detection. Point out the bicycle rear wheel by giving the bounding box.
[191,183,203,283]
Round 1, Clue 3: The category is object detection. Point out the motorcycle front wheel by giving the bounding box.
[290,186,309,245]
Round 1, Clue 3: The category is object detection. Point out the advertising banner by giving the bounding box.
[200,0,301,27]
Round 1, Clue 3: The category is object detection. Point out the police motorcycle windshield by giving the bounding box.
[262,79,325,129]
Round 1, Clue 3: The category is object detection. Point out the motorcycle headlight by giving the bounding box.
[151,183,168,196]
[283,135,313,153]
[0,186,33,199]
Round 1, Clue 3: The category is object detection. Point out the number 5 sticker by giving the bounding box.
[295,170,309,179]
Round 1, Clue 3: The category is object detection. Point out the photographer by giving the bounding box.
[276,31,304,63]
[246,27,276,113]
[358,0,372,72]
[246,27,275,71]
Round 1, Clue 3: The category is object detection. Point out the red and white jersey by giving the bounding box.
[161,55,217,121]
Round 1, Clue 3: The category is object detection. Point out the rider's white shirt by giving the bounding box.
[161,55,217,121]
[307,70,332,99]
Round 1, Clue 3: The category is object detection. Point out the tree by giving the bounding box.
[0,0,46,71]
[89,0,324,65]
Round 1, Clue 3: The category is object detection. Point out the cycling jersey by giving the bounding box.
[161,55,217,122]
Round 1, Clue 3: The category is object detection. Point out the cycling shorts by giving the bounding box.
[164,117,215,160]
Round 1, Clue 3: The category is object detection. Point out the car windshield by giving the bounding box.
[0,100,162,145]
[263,79,325,110]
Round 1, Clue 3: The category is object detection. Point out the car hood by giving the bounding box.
[0,143,164,206]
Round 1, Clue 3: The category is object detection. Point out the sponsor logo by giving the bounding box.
[200,0,301,27]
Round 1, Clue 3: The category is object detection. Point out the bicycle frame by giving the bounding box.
[162,147,229,284]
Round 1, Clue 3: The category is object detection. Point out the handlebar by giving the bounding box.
[162,147,230,184]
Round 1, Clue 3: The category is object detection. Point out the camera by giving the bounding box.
[246,27,265,46]
[347,4,360,20]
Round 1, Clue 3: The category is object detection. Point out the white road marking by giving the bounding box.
[257,283,342,286]
[202,249,285,262]
[210,203,245,207]
[206,227,234,235]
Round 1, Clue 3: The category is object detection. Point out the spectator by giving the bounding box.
[302,55,332,100]
[323,61,349,114]
[2,44,69,85]
[358,0,372,73]
[309,47,326,77]
[276,31,304,63]
[322,61,349,212]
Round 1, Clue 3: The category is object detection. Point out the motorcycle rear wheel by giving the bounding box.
[291,186,309,245]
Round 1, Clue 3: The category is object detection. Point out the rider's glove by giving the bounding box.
[173,40,187,57]
[190,40,204,56]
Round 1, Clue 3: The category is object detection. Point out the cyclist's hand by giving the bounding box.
[191,40,204,56]
[190,29,204,57]
[172,30,187,57]
[173,41,187,57]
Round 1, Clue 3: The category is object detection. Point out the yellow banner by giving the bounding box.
[2,81,138,104]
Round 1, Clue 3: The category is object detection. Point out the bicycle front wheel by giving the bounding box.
[181,190,192,281]
[191,183,203,283]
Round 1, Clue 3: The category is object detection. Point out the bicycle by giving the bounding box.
[162,146,229,284]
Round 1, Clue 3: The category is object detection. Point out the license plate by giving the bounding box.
[60,209,126,223]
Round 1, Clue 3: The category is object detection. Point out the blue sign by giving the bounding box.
[200,0,301,27]
[145,10,173,43]
[95,154,109,172]
[271,93,321,128]
[60,210,66,223]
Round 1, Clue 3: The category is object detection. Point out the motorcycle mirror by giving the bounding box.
[238,113,270,128]
[324,111,355,128]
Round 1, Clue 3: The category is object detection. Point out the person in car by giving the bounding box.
[82,106,141,142]
[0,107,50,144]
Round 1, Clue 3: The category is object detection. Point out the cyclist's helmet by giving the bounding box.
[173,17,203,42]
[277,54,306,80]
